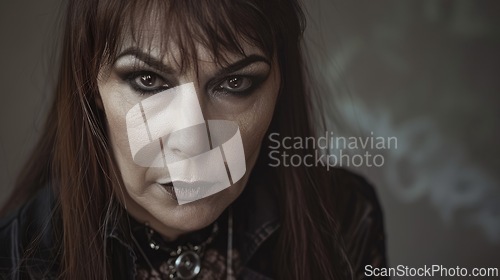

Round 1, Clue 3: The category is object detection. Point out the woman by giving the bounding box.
[0,0,387,279]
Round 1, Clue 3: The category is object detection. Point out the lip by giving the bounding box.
[156,180,220,204]
[157,177,172,185]
[157,182,177,200]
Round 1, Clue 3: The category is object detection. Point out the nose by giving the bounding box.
[150,82,210,163]
[164,122,211,162]
[163,82,210,162]
[126,82,211,167]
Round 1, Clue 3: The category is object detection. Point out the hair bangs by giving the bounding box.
[97,0,277,72]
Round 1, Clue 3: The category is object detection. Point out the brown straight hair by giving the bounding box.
[2,0,354,278]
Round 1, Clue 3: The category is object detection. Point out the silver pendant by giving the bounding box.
[163,245,202,279]
[143,223,218,279]
[174,250,201,279]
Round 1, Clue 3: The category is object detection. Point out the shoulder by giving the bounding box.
[330,168,384,220]
[0,186,58,279]
[330,168,388,277]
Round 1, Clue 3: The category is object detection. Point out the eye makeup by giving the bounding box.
[206,57,272,98]
[112,48,271,97]
[120,70,172,95]
[208,72,270,98]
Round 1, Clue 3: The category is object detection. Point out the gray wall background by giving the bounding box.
[1,0,499,276]
[302,0,500,272]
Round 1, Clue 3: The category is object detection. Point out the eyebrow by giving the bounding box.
[115,47,270,75]
[214,54,271,77]
[115,48,176,74]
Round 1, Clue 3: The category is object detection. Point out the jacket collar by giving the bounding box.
[232,170,280,264]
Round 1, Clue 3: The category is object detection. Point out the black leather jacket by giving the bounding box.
[0,168,387,279]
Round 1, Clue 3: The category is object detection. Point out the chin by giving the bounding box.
[148,184,241,236]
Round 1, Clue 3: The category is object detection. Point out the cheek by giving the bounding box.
[243,74,280,164]
[98,82,148,191]
[238,95,276,162]
[229,85,280,166]
[206,73,280,167]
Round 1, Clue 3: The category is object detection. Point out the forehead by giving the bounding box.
[117,31,267,70]
[102,0,274,70]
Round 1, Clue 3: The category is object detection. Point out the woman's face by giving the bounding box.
[97,34,280,239]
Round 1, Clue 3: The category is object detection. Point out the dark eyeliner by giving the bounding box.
[209,74,268,97]
[119,70,170,95]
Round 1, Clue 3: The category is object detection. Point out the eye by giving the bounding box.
[128,72,170,94]
[215,76,253,94]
